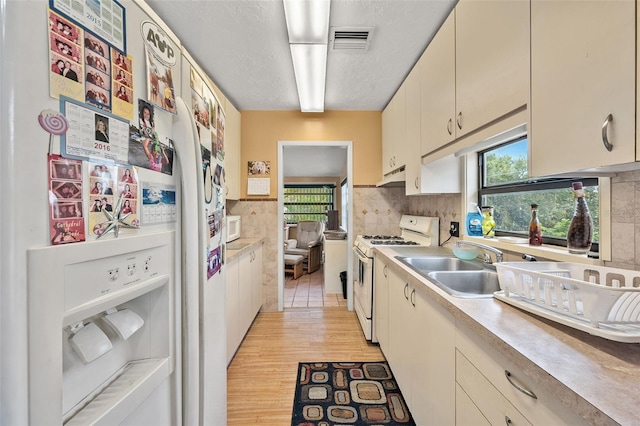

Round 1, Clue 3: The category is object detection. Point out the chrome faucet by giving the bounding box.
[456,240,503,264]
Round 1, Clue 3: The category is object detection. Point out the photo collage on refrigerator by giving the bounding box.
[190,66,225,278]
[43,1,178,245]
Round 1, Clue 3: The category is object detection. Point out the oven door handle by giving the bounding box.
[352,245,370,287]
[352,246,371,265]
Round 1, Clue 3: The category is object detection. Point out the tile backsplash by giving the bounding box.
[228,188,463,312]
[229,171,640,312]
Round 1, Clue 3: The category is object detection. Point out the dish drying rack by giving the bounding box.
[494,262,640,343]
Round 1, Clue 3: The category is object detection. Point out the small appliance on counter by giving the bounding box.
[226,216,241,243]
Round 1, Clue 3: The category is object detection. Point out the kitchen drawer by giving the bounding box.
[455,383,490,426]
[456,349,532,426]
[456,324,587,425]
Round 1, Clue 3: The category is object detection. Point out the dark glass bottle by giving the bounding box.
[529,203,542,246]
[566,182,592,254]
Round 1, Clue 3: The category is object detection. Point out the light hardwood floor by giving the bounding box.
[227,308,384,425]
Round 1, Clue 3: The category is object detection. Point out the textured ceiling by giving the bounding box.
[145,0,457,112]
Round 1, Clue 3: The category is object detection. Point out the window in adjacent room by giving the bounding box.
[284,184,334,224]
[478,136,599,250]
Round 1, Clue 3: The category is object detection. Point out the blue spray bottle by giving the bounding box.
[466,203,483,237]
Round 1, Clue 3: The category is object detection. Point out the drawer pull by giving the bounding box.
[505,370,537,399]
[404,283,409,300]
[505,416,512,425]
[410,288,416,307]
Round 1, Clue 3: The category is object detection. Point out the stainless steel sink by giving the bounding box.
[427,270,500,298]
[396,256,483,273]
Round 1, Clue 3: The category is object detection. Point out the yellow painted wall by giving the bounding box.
[240,110,382,198]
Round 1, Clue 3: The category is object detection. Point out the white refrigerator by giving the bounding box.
[0,0,227,424]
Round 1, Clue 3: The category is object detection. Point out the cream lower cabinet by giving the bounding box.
[455,384,490,426]
[251,244,263,316]
[373,255,389,351]
[226,243,263,365]
[324,240,347,295]
[456,322,588,426]
[385,269,455,425]
[226,255,240,365]
[530,0,635,176]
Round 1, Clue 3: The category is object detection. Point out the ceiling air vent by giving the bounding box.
[329,27,374,52]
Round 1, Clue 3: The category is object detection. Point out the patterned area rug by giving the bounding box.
[291,362,416,425]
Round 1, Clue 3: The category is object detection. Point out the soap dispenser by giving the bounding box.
[466,203,483,237]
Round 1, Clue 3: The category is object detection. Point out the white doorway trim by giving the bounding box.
[277,141,354,312]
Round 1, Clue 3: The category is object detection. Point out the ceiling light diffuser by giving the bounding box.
[283,0,330,43]
[290,44,327,113]
[284,0,330,112]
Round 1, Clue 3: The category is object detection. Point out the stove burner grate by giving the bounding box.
[371,240,419,246]
[363,235,403,240]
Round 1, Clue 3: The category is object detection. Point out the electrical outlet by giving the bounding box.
[450,221,460,237]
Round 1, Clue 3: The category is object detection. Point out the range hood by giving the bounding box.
[376,167,406,187]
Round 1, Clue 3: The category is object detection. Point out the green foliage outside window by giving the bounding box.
[284,185,334,223]
[480,139,599,243]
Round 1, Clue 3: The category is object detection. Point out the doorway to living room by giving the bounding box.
[277,141,353,312]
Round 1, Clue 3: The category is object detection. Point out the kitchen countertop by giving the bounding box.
[375,246,640,426]
[226,237,264,261]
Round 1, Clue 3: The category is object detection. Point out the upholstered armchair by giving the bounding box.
[284,221,325,274]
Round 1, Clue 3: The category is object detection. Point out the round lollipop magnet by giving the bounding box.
[38,109,69,154]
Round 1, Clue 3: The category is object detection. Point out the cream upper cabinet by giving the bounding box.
[381,81,407,176]
[420,12,456,157]
[405,61,423,195]
[530,0,635,177]
[224,100,241,200]
[454,0,529,138]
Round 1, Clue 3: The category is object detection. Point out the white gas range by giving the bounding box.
[353,215,440,341]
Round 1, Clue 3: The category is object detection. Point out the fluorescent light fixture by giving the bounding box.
[284,0,330,112]
[283,0,330,43]
[68,322,113,364]
[290,44,327,112]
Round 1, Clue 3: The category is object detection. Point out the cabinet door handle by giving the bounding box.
[403,283,409,300]
[504,370,537,399]
[602,113,614,152]
[447,118,453,135]
[383,265,388,278]
[410,288,416,307]
[504,416,512,425]
[414,177,419,189]
[457,111,463,130]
